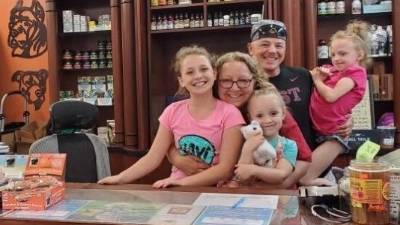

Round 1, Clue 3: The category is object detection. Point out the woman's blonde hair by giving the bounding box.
[215,51,270,90]
[172,45,215,96]
[330,20,372,67]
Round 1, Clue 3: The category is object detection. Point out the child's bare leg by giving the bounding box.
[300,140,343,186]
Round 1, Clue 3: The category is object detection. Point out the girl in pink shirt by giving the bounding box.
[300,20,371,186]
[98,46,245,188]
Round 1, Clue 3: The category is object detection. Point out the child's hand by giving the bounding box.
[272,142,283,167]
[234,164,256,182]
[152,177,181,188]
[242,133,264,154]
[97,174,122,185]
[217,179,240,188]
[310,67,330,82]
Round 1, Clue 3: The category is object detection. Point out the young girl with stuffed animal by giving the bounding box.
[300,20,371,186]
[233,85,298,185]
[98,45,245,188]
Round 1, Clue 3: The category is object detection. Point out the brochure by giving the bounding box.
[193,193,279,209]
[193,205,274,225]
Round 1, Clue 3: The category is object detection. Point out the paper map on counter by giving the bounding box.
[67,200,164,224]
[193,193,279,209]
[148,204,205,225]
[193,205,274,225]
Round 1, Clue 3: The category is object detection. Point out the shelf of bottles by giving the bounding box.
[317,0,392,16]
[149,0,263,33]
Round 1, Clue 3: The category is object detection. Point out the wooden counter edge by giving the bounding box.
[66,183,298,196]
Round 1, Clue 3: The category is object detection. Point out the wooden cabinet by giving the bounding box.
[46,0,150,149]
[46,0,115,127]
[304,0,400,146]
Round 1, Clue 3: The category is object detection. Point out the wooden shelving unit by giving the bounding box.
[147,0,268,138]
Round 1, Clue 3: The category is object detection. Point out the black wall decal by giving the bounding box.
[8,0,47,58]
[12,69,48,110]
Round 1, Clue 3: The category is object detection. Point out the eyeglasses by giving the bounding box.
[218,79,253,89]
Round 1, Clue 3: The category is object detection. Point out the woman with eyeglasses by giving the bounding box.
[168,51,312,188]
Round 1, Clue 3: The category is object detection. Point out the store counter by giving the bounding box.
[0,183,341,225]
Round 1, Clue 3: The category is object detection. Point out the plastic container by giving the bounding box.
[349,160,391,225]
[377,126,396,150]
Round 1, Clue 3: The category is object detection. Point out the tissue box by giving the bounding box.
[2,153,66,210]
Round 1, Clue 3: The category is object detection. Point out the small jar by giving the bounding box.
[317,39,329,59]
[90,61,98,69]
[106,50,112,59]
[318,0,327,15]
[327,0,336,14]
[82,51,90,61]
[74,51,82,61]
[151,0,158,6]
[98,51,105,60]
[73,61,81,70]
[223,15,229,27]
[90,51,98,60]
[336,0,345,14]
[352,0,362,14]
[348,160,391,225]
[99,60,106,69]
[106,41,112,50]
[97,41,105,51]
[83,61,91,69]
[63,49,73,60]
[63,61,73,70]
[107,60,113,68]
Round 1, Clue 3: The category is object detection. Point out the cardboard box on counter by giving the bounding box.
[2,153,66,210]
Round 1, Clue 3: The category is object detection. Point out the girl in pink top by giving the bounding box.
[300,21,371,186]
[98,46,245,188]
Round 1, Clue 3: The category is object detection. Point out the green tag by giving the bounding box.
[356,140,380,162]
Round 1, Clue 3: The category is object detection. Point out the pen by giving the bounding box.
[232,197,245,208]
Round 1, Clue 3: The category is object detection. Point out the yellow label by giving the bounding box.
[351,200,363,208]
[350,177,383,204]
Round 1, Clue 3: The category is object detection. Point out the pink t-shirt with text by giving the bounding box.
[310,64,366,135]
[159,99,245,179]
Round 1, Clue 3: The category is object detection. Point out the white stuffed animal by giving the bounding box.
[240,120,277,167]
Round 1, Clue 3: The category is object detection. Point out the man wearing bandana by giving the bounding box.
[248,20,352,187]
